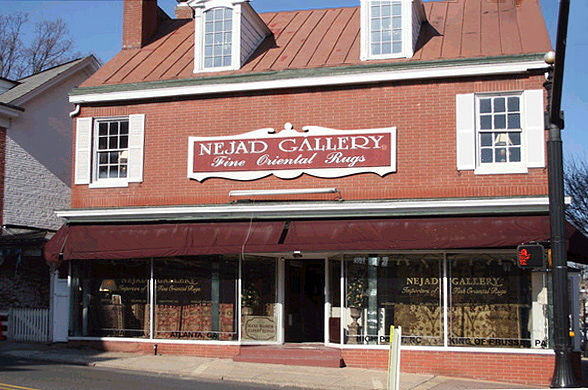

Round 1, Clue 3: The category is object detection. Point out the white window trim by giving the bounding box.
[474,92,527,175]
[193,1,242,73]
[90,116,132,188]
[74,115,145,189]
[360,0,413,61]
[456,90,545,175]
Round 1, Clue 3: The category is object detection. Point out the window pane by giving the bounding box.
[223,56,231,67]
[205,34,213,45]
[392,2,402,15]
[382,4,391,16]
[109,152,119,164]
[392,16,401,29]
[382,17,392,29]
[109,136,118,149]
[242,256,278,342]
[372,4,381,17]
[98,137,108,150]
[494,97,506,113]
[98,166,108,178]
[480,115,492,130]
[392,42,402,53]
[481,133,492,147]
[392,30,402,41]
[70,260,150,338]
[372,18,381,30]
[372,43,381,55]
[481,148,493,163]
[153,257,237,341]
[508,113,520,129]
[508,96,520,112]
[382,42,392,54]
[99,152,108,164]
[109,166,119,178]
[509,132,521,146]
[205,21,213,33]
[509,147,521,162]
[99,123,108,136]
[495,148,507,162]
[343,254,443,346]
[109,122,119,135]
[120,165,128,178]
[448,254,534,348]
[120,120,128,135]
[494,114,506,129]
[479,98,492,114]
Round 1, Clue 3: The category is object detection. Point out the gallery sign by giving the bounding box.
[188,123,397,181]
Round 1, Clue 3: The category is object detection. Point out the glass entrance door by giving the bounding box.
[285,260,324,342]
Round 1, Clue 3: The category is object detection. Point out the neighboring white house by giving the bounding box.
[0,57,100,320]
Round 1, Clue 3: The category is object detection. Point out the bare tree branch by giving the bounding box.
[564,156,588,237]
[0,13,78,80]
[0,12,29,79]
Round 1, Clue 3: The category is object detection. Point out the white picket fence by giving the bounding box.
[8,308,50,343]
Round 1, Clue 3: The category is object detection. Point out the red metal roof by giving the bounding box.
[81,0,551,88]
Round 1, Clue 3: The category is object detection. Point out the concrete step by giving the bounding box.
[233,344,345,368]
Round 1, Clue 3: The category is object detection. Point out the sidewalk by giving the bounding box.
[0,341,547,390]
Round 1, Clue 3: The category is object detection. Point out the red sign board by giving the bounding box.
[188,124,397,182]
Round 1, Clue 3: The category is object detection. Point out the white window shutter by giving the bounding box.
[456,93,476,170]
[524,90,546,168]
[128,114,145,183]
[74,117,92,185]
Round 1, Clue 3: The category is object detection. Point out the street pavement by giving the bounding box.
[0,341,567,390]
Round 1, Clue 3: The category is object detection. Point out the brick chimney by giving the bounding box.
[123,0,160,50]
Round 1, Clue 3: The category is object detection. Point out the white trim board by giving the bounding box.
[70,60,548,104]
[56,196,553,223]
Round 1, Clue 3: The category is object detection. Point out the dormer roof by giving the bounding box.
[78,0,551,90]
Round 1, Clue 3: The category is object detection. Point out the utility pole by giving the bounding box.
[543,0,578,387]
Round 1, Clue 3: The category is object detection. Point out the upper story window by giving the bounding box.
[477,95,522,166]
[369,1,402,57]
[191,0,271,74]
[360,0,426,61]
[96,119,129,180]
[456,90,545,175]
[74,115,145,188]
[204,7,233,69]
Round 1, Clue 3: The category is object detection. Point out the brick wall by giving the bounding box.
[72,73,549,209]
[341,349,556,386]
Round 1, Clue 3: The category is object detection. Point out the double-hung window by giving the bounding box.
[74,115,145,188]
[477,94,522,167]
[456,90,545,174]
[369,1,402,57]
[204,7,233,69]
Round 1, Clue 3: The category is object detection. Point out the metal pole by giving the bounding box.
[546,0,577,387]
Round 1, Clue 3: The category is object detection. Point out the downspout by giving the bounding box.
[69,104,80,118]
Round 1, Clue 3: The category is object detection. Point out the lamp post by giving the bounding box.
[543,0,577,387]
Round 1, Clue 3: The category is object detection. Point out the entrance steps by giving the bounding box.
[233,344,345,368]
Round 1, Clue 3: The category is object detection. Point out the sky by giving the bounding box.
[1,0,586,161]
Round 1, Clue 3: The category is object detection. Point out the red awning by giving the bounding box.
[44,215,588,264]
[44,221,285,263]
[280,215,553,252]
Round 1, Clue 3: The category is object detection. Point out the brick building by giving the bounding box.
[45,0,588,385]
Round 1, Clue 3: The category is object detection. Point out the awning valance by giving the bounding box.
[44,215,588,263]
[44,221,285,263]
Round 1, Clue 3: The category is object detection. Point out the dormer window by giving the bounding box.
[204,7,233,68]
[360,0,426,61]
[369,1,402,57]
[190,0,271,73]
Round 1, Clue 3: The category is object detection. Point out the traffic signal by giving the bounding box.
[517,244,546,269]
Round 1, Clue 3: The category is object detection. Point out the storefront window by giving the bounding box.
[71,260,149,338]
[153,256,237,341]
[241,256,278,342]
[343,254,443,346]
[448,254,536,348]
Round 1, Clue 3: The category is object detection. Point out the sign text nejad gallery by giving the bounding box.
[188,123,397,181]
